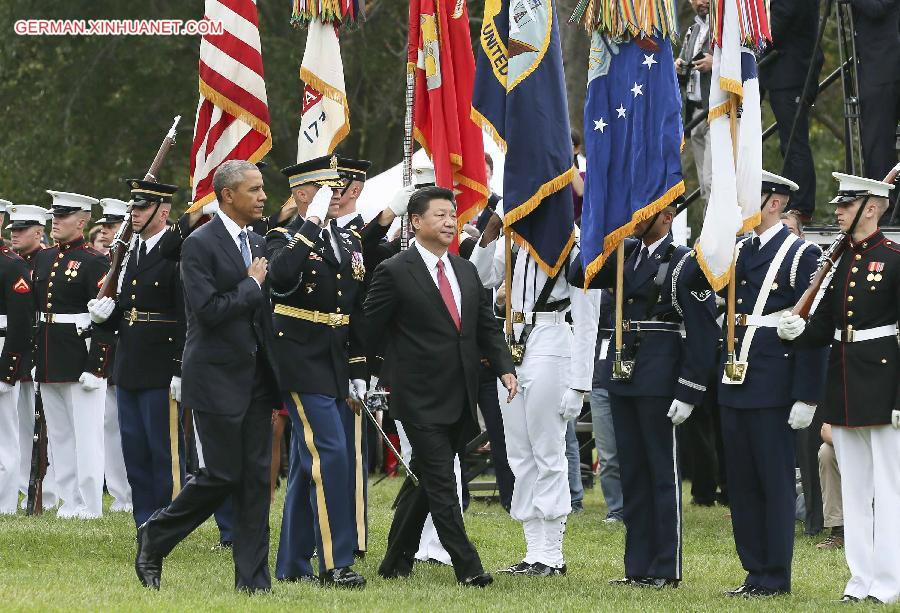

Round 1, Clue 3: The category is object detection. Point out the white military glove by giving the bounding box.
[305,186,331,223]
[388,184,416,217]
[0,381,14,395]
[777,312,806,341]
[788,400,816,430]
[559,389,585,421]
[78,372,103,391]
[351,378,367,403]
[369,375,380,390]
[170,376,182,403]
[492,200,505,223]
[892,410,900,429]
[88,297,115,324]
[201,200,220,216]
[667,399,695,425]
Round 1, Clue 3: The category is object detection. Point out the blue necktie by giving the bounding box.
[238,230,251,267]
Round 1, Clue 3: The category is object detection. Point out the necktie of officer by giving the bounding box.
[238,230,251,268]
[436,259,460,330]
[136,238,147,267]
[635,246,649,270]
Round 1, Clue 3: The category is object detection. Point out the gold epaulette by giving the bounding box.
[266,227,289,236]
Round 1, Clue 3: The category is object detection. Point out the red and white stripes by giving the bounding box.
[189,0,271,210]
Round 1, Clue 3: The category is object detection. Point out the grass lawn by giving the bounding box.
[0,478,870,612]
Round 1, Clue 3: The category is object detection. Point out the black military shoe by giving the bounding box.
[320,567,366,589]
[740,585,786,598]
[608,577,637,586]
[353,549,366,560]
[725,584,753,597]
[633,577,680,589]
[522,562,566,577]
[460,572,493,587]
[497,561,532,574]
[865,596,884,604]
[135,517,163,589]
[278,574,318,584]
[838,595,860,603]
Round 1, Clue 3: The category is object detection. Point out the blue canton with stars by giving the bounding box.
[580,34,684,284]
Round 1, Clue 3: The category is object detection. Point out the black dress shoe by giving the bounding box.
[522,562,566,577]
[497,561,532,574]
[608,577,637,586]
[740,585,785,598]
[135,518,163,589]
[838,595,860,603]
[238,586,271,595]
[278,574,318,584]
[725,584,753,597]
[460,572,493,587]
[320,567,366,589]
[865,596,884,604]
[633,577,680,589]
[353,549,366,560]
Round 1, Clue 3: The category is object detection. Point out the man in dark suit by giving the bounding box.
[134,159,280,593]
[758,0,824,221]
[365,186,517,587]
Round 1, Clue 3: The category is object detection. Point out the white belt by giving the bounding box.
[735,310,787,328]
[39,312,91,328]
[833,324,899,343]
[510,311,568,325]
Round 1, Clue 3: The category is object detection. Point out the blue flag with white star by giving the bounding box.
[580,35,684,286]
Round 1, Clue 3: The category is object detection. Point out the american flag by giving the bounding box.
[188,0,272,211]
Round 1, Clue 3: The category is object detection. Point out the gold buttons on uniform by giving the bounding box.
[337,290,342,296]
[847,311,853,317]
[882,358,888,364]
[336,307,342,313]
[50,272,56,277]
[57,253,63,259]
[627,298,634,304]
[855,254,862,261]
[132,280,137,286]
[862,242,868,248]
[278,332,284,337]
[131,295,136,300]
[850,281,856,287]
[336,274,341,279]
[852,267,858,273]
[47,303,52,309]
[48,282,53,288]
[848,296,854,302]
[737,298,743,304]
[771,282,778,290]
[740,280,747,286]
[154,282,159,286]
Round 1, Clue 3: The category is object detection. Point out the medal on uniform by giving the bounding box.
[868,261,884,282]
[65,260,80,278]
[351,251,365,281]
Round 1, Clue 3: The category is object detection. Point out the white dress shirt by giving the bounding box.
[414,240,461,315]
[116,226,169,294]
[635,234,669,269]
[752,221,785,248]
[687,15,709,103]
[217,210,261,288]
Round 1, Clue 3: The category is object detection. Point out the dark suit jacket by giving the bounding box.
[180,215,279,415]
[759,0,824,92]
[851,0,900,88]
[364,246,514,425]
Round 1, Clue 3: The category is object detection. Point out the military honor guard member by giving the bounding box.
[778,173,900,605]
[88,183,185,529]
[0,200,35,514]
[470,208,600,577]
[92,197,133,513]
[366,186,517,587]
[268,155,367,588]
[8,204,59,509]
[134,160,280,593]
[583,205,719,588]
[717,172,827,598]
[33,191,115,519]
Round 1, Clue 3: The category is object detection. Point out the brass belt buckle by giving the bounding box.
[842,327,855,343]
[722,352,748,385]
[509,343,525,365]
[126,307,138,326]
[611,352,634,381]
[328,313,343,327]
[621,320,633,333]
[735,313,748,326]
[511,311,525,324]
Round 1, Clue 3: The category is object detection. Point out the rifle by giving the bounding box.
[97,116,181,299]
[792,164,900,318]
[25,383,48,516]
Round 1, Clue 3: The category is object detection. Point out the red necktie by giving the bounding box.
[436,259,461,330]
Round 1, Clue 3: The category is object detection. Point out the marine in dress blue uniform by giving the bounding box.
[90,181,187,529]
[716,172,827,598]
[580,206,719,588]
[269,156,368,588]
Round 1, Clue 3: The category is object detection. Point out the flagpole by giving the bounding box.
[723,92,747,384]
[505,229,513,342]
[611,243,632,380]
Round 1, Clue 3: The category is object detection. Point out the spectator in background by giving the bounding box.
[817,423,844,550]
[758,0,823,222]
[781,210,804,238]
[89,224,108,254]
[676,0,713,206]
[571,130,585,224]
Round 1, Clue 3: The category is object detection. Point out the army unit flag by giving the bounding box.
[473,0,575,276]
[189,0,272,211]
[408,0,489,230]
[293,2,360,162]
[695,0,769,290]
[576,0,685,286]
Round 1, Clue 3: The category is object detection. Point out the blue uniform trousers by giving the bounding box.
[338,399,368,553]
[609,393,682,580]
[117,387,185,528]
[720,405,796,592]
[276,392,354,577]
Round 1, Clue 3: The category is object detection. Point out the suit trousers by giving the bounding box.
[796,410,825,535]
[338,398,368,553]
[104,385,132,511]
[117,387,184,528]
[590,386,624,519]
[610,393,682,580]
[144,359,274,591]
[191,414,234,544]
[276,392,355,577]
[817,442,842,529]
[767,88,817,217]
[16,381,59,509]
[860,79,900,184]
[720,405,796,592]
[42,381,107,518]
[379,413,483,582]
[689,105,712,204]
[0,382,20,514]
[477,363,514,511]
[832,425,900,603]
